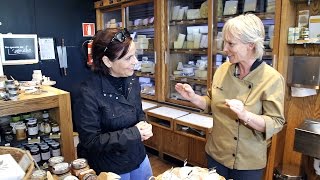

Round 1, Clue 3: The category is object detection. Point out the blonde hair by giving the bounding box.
[222,14,265,60]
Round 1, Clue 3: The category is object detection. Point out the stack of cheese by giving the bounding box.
[156,166,225,180]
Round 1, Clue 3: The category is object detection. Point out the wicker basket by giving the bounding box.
[0,146,35,180]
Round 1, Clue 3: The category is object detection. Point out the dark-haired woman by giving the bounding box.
[75,28,153,180]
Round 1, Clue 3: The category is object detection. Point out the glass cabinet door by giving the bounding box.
[123,0,159,100]
[165,0,214,108]
[95,5,123,30]
[215,0,276,68]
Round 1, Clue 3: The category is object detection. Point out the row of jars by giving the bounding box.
[19,138,61,165]
[0,111,60,143]
[31,158,97,180]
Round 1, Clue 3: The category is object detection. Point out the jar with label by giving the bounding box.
[42,110,49,119]
[40,118,51,135]
[27,119,38,138]
[48,156,64,173]
[51,122,60,134]
[15,122,27,140]
[51,142,61,157]
[52,162,71,179]
[40,145,51,162]
[71,158,90,177]
[30,147,41,163]
[78,169,97,180]
[4,127,14,143]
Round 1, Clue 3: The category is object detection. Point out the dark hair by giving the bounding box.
[91,29,132,75]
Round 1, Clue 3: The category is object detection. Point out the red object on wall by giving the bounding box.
[87,40,93,66]
[82,23,95,37]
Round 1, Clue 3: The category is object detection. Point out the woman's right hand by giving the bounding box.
[175,83,196,102]
[135,121,153,141]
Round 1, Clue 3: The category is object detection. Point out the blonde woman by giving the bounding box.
[175,14,285,179]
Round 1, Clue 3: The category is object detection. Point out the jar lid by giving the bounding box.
[71,158,88,169]
[27,120,37,125]
[40,145,49,150]
[51,142,60,148]
[11,116,21,122]
[42,113,49,119]
[52,162,70,175]
[22,113,31,119]
[48,156,64,166]
[26,117,37,122]
[30,147,40,152]
[15,122,26,129]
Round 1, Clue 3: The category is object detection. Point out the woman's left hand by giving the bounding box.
[225,99,247,120]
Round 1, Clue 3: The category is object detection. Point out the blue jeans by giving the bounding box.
[119,155,153,180]
[207,154,264,180]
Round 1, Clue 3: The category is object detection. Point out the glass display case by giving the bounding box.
[123,0,159,100]
[95,0,161,101]
[216,0,277,67]
[164,0,214,108]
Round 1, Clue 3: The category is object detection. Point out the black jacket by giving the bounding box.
[75,72,146,174]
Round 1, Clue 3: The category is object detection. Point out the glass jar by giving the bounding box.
[30,147,41,163]
[27,119,38,138]
[40,145,51,162]
[71,158,89,177]
[48,156,64,173]
[15,122,27,140]
[51,142,61,157]
[40,118,51,135]
[4,127,14,143]
[52,162,71,179]
[51,122,60,134]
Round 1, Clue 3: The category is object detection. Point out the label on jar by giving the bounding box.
[28,126,38,136]
[52,148,61,157]
[41,151,51,161]
[32,153,41,163]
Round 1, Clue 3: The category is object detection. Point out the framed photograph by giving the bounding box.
[223,1,238,16]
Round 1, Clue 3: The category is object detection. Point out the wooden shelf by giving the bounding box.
[170,76,207,85]
[218,12,275,22]
[127,24,154,30]
[0,86,75,162]
[169,18,208,26]
[135,71,155,78]
[169,48,208,54]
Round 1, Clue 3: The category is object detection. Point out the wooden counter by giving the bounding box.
[0,86,76,162]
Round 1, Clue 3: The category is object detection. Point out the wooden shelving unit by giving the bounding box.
[0,86,75,162]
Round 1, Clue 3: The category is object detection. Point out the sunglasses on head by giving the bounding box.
[104,28,131,52]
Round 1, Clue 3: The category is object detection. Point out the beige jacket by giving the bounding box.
[204,61,285,170]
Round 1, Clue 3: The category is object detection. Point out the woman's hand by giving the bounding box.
[135,121,153,141]
[175,83,196,102]
[225,99,247,120]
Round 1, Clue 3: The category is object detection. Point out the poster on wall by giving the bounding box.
[82,23,95,37]
[38,37,55,60]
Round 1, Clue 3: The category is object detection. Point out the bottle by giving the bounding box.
[27,119,39,138]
